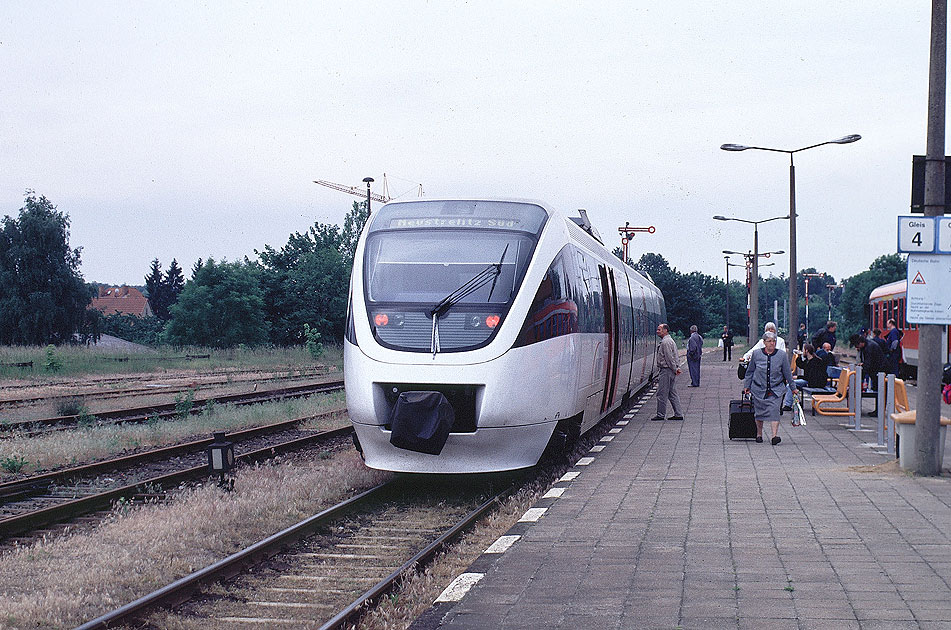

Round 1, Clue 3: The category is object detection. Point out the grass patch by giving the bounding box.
[0,455,28,474]
[0,343,343,380]
[0,390,348,477]
[0,451,388,629]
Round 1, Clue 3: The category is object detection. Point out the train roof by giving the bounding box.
[869,279,906,302]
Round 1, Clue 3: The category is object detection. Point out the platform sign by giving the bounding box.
[906,254,951,325]
[898,216,936,253]
[938,217,951,253]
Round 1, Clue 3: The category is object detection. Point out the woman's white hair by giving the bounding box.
[764,322,777,332]
[763,331,778,341]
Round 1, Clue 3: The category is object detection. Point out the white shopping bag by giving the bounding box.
[791,393,807,427]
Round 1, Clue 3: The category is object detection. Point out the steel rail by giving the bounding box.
[0,371,328,408]
[0,426,354,539]
[71,482,511,630]
[319,489,511,630]
[0,380,344,434]
[0,406,347,501]
[0,364,329,396]
[72,481,393,630]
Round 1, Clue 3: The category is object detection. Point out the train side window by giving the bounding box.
[514,249,580,347]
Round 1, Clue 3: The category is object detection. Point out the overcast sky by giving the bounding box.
[0,2,937,287]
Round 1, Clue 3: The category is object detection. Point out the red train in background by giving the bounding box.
[868,279,951,378]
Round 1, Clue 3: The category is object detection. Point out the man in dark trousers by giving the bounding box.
[797,323,807,352]
[687,325,702,387]
[884,318,902,376]
[721,326,734,361]
[652,323,684,421]
[852,334,886,393]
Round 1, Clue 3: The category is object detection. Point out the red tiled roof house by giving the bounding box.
[90,286,154,318]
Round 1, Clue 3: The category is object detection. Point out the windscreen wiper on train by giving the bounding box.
[429,244,509,319]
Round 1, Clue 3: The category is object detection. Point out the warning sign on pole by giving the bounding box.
[906,254,951,324]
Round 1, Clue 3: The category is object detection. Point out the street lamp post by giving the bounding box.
[720,134,861,350]
[362,177,375,214]
[716,213,787,342]
[725,256,746,341]
[802,272,825,335]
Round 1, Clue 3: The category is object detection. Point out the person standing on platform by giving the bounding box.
[852,334,886,393]
[652,323,684,421]
[812,321,838,351]
[743,331,796,445]
[884,318,902,376]
[797,323,807,352]
[687,325,702,387]
[721,326,734,361]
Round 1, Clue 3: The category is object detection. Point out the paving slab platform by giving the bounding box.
[410,354,951,630]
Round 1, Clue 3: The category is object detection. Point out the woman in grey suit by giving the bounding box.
[743,331,796,445]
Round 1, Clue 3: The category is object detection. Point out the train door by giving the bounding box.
[599,265,620,413]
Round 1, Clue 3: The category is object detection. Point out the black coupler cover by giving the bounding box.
[729,398,757,440]
[389,391,455,455]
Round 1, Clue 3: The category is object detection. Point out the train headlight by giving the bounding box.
[468,315,482,328]
[373,313,404,328]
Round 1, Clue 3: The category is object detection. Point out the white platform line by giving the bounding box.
[609,427,622,433]
[542,487,566,499]
[589,445,605,452]
[484,534,521,554]
[617,420,630,425]
[576,456,595,466]
[599,435,614,442]
[519,507,548,522]
[559,471,581,482]
[435,572,485,602]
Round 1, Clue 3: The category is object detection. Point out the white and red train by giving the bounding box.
[344,199,665,473]
[868,279,951,377]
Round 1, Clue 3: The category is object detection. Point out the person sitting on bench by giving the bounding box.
[783,344,829,411]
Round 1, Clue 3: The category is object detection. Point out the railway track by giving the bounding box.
[75,475,517,630]
[68,382,659,630]
[0,408,351,541]
[0,366,333,409]
[0,379,344,435]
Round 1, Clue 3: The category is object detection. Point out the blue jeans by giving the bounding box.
[783,380,806,408]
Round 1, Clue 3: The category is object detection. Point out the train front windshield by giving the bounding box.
[363,201,547,352]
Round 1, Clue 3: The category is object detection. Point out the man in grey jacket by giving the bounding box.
[686,325,702,387]
[652,323,684,421]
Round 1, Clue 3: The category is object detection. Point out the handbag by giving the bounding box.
[737,360,748,380]
[943,383,951,405]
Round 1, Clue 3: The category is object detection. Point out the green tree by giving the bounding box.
[165,259,185,302]
[163,259,269,347]
[838,253,906,337]
[341,201,370,266]
[144,258,186,320]
[0,192,92,345]
[144,258,168,318]
[100,312,166,345]
[257,222,350,345]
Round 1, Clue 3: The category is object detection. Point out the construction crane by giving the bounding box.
[314,176,391,207]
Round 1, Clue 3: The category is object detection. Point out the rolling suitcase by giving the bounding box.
[729,395,757,440]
